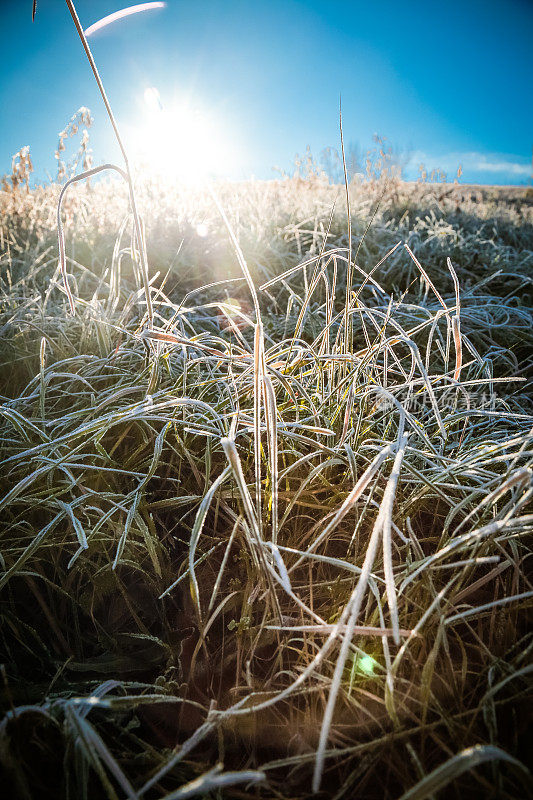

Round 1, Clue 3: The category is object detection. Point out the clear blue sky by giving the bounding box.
[0,0,531,184]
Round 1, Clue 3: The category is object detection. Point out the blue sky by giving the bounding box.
[0,0,531,184]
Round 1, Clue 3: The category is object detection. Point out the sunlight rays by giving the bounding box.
[127,86,237,183]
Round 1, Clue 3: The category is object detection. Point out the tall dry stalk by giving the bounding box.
[58,0,153,325]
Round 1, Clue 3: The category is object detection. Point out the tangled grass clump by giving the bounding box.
[0,168,532,799]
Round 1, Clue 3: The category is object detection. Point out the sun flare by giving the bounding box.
[127,86,236,183]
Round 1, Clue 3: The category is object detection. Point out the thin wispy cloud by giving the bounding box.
[408,150,531,180]
[473,158,530,176]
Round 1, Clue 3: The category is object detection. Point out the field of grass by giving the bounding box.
[0,168,532,800]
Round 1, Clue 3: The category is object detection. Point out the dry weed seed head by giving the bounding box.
[4,145,33,194]
[55,106,94,183]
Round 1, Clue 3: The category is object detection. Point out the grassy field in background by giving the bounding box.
[0,173,532,799]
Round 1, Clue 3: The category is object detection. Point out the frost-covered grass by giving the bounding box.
[0,174,532,799]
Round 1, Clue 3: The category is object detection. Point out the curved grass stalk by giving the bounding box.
[397,744,530,800]
[57,163,128,314]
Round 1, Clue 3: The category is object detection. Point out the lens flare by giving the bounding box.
[357,654,376,676]
[84,3,166,38]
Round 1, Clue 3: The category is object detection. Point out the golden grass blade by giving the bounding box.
[186,465,231,622]
[312,431,408,791]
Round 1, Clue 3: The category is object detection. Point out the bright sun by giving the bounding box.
[128,87,235,183]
